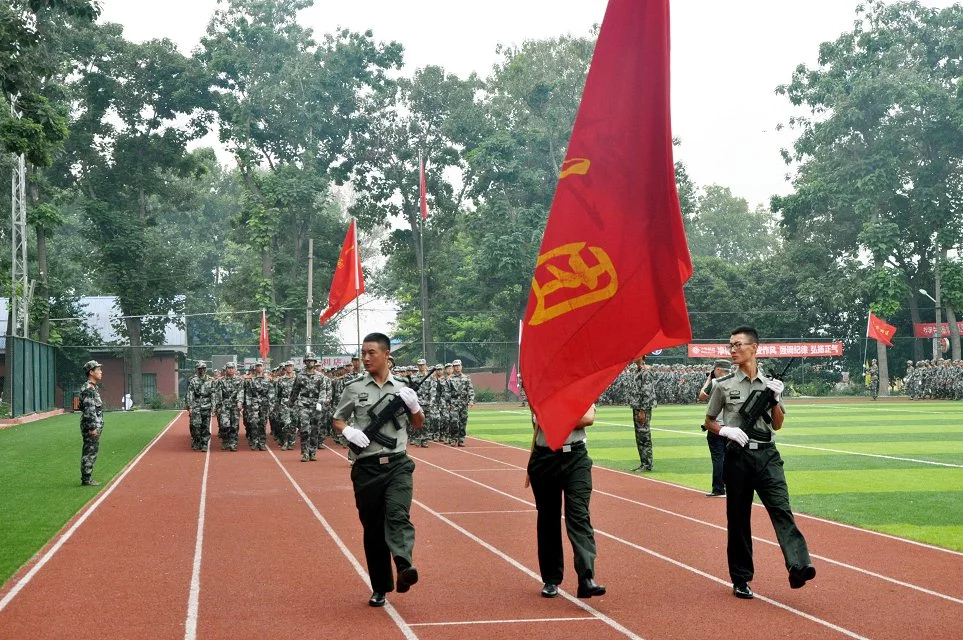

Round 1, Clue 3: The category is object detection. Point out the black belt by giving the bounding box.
[534,440,586,454]
[728,440,776,452]
[354,451,408,465]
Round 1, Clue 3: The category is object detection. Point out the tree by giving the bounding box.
[686,185,780,263]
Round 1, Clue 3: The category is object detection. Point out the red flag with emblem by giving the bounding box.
[519,0,692,449]
[259,308,270,360]
[319,219,365,325]
[867,311,896,347]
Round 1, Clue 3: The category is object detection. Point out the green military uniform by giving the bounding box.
[628,361,655,471]
[334,372,418,596]
[186,363,214,451]
[79,364,104,486]
[527,418,599,592]
[707,368,812,588]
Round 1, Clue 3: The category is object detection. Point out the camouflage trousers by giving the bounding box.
[278,407,296,447]
[81,426,102,483]
[189,408,212,450]
[246,406,268,448]
[454,406,469,442]
[632,407,653,470]
[296,405,322,455]
[870,376,879,400]
[218,406,241,449]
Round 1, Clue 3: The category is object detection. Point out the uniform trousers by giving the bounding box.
[527,444,597,585]
[80,426,102,483]
[350,453,416,593]
[724,442,811,584]
[189,408,212,449]
[218,406,241,448]
[707,431,727,494]
[632,407,653,469]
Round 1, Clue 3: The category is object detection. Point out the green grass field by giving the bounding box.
[470,402,963,552]
[1,403,961,588]
[0,411,177,585]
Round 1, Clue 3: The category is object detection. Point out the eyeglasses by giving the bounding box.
[728,342,754,351]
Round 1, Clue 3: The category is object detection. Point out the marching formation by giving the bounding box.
[182,353,475,457]
[599,363,711,406]
[904,359,963,400]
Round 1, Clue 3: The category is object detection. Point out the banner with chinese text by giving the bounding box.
[688,343,844,358]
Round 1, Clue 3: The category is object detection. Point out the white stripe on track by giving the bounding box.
[183,444,211,640]
[409,616,597,627]
[0,413,180,612]
[273,448,418,640]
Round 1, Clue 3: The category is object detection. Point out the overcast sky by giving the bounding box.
[96,0,955,349]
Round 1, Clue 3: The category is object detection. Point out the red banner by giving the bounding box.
[519,0,692,449]
[688,343,844,358]
[913,322,963,338]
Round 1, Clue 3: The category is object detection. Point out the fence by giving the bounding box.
[6,336,57,417]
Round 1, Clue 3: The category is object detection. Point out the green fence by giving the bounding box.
[7,336,56,417]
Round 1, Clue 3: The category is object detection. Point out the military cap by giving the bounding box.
[254,360,264,366]
[417,358,427,365]
[195,360,208,369]
[83,359,102,373]
[452,359,462,366]
[283,360,293,367]
[445,362,452,367]
[713,359,731,369]
[304,351,318,361]
[226,361,237,369]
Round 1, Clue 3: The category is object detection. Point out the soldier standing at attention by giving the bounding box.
[275,361,297,450]
[246,361,274,450]
[705,326,814,599]
[448,359,475,446]
[79,360,105,486]
[333,333,425,608]
[290,352,330,461]
[186,361,215,452]
[628,356,655,472]
[215,362,244,451]
[698,359,732,497]
[869,358,880,400]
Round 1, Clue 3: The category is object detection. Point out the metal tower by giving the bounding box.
[10,96,29,338]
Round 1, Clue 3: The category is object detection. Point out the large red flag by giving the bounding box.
[867,311,897,347]
[419,154,429,221]
[319,219,365,325]
[259,308,270,360]
[520,0,692,449]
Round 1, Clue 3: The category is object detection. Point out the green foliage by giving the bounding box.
[686,185,780,263]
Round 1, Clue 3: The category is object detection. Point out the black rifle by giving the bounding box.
[348,369,436,455]
[737,357,796,441]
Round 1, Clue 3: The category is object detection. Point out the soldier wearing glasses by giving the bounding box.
[704,326,814,600]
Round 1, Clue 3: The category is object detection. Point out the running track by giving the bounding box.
[1,412,960,639]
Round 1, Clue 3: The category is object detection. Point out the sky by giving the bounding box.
[95,0,956,349]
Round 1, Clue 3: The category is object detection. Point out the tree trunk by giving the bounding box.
[908,293,924,362]
[876,339,890,397]
[946,303,961,361]
[125,316,145,406]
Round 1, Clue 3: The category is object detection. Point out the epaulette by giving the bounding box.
[716,373,736,382]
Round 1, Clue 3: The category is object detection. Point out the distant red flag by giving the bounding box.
[508,363,520,397]
[419,154,429,221]
[520,0,692,449]
[319,219,365,325]
[867,311,896,347]
[259,308,270,360]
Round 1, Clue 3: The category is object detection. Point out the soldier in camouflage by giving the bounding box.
[290,352,332,461]
[79,360,105,486]
[215,362,244,451]
[245,361,274,450]
[412,359,433,447]
[628,356,655,472]
[448,359,475,447]
[274,361,298,449]
[869,359,879,400]
[186,361,215,452]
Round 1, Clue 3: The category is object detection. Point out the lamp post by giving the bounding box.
[919,288,941,361]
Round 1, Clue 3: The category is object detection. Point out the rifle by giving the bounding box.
[737,357,796,441]
[348,368,437,455]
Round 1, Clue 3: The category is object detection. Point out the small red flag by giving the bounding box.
[508,363,520,397]
[319,219,365,325]
[520,0,692,449]
[259,308,270,360]
[867,311,897,347]
[419,154,429,221]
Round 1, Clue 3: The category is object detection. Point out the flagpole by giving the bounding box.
[353,217,362,355]
[862,312,870,374]
[419,151,429,360]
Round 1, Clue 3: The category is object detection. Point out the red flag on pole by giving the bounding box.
[520,0,692,449]
[419,153,429,221]
[508,363,520,397]
[319,219,365,325]
[259,308,270,360]
[867,311,897,347]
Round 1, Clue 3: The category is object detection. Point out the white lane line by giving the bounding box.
[469,433,963,556]
[272,448,418,640]
[456,443,963,603]
[413,499,643,640]
[409,616,597,627]
[817,405,957,415]
[447,468,524,472]
[0,414,180,612]
[437,510,535,515]
[183,444,211,640]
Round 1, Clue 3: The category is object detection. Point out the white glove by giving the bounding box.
[766,379,785,401]
[719,426,749,447]
[315,401,326,412]
[342,426,370,449]
[398,387,421,414]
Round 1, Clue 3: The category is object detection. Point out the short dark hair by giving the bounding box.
[362,332,391,351]
[731,326,759,343]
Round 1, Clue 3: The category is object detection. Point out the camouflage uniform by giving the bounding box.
[628,360,655,471]
[290,354,332,461]
[869,361,879,400]
[215,366,244,451]
[275,365,297,449]
[186,364,215,451]
[79,361,104,486]
[245,365,274,450]
[448,364,475,447]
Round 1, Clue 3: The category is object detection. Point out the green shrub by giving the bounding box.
[473,388,498,403]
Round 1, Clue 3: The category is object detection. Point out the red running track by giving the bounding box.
[1,411,961,639]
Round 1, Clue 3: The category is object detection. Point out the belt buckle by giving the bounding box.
[748,442,759,450]
[379,456,390,464]
[562,444,572,453]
